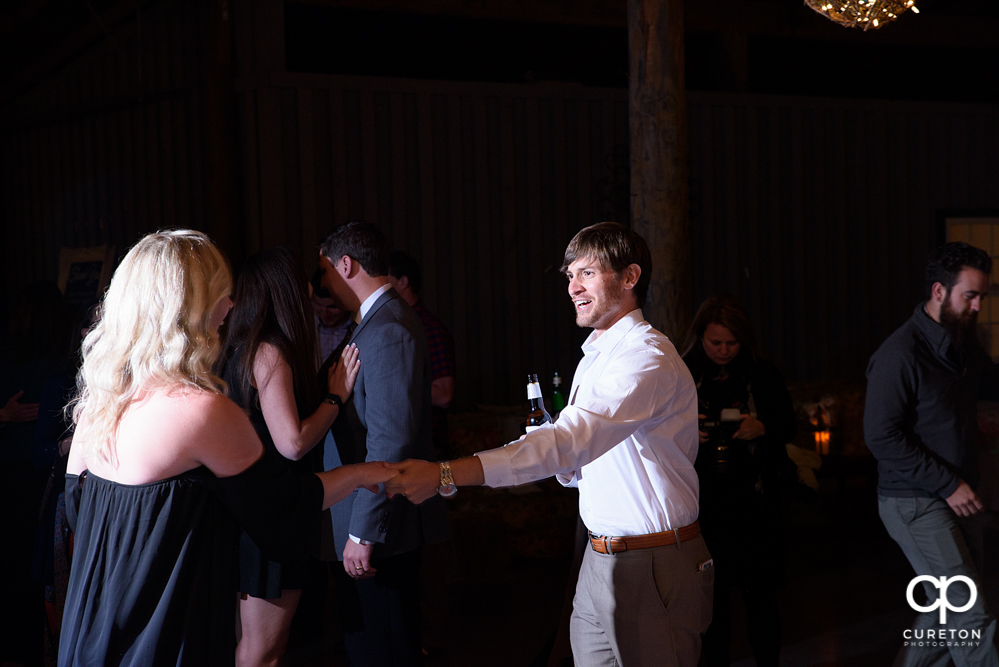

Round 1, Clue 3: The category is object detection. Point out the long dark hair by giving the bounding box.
[223,247,320,416]
[681,294,758,368]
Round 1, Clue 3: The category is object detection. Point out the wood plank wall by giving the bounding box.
[235,74,631,407]
[0,1,208,292]
[234,74,999,402]
[4,17,999,405]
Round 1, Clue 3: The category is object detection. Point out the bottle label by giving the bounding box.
[527,383,543,400]
[553,377,562,386]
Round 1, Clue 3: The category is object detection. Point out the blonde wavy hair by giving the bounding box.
[72,230,232,464]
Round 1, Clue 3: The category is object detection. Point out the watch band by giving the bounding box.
[323,392,344,409]
[438,460,457,498]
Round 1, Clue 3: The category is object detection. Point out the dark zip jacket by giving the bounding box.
[864,303,998,498]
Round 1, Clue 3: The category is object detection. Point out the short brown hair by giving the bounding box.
[560,222,652,307]
[319,221,390,277]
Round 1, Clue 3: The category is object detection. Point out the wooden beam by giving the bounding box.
[628,0,689,340]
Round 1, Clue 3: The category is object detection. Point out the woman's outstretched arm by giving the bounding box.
[317,462,398,510]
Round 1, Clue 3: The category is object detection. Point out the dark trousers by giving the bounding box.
[334,548,423,667]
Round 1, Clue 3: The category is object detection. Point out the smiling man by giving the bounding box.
[865,241,999,667]
[386,221,713,667]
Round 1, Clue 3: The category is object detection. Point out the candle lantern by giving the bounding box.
[805,395,839,456]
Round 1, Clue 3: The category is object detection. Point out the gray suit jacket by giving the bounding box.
[320,287,449,560]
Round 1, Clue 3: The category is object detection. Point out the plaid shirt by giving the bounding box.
[412,300,455,457]
[412,300,454,382]
[316,316,353,362]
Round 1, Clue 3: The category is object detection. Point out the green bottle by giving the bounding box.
[552,371,567,416]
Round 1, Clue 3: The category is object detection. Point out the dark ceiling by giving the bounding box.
[2,0,999,104]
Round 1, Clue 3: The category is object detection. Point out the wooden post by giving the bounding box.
[628,0,691,341]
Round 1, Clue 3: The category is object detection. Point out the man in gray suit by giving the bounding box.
[317,221,449,667]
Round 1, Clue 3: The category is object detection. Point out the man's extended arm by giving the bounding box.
[387,347,688,501]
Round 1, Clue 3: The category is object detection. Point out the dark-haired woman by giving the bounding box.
[222,247,359,667]
[681,294,798,667]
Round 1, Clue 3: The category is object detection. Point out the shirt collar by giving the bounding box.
[355,283,392,325]
[581,309,645,355]
[912,302,953,358]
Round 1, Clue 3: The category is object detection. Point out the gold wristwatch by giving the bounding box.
[438,461,457,498]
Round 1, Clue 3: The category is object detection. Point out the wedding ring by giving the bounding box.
[355,566,363,570]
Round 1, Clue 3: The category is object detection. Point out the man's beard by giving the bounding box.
[939,297,978,350]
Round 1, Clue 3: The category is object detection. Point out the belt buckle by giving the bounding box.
[591,533,624,554]
[604,535,626,554]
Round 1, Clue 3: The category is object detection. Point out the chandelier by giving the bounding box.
[804,0,919,31]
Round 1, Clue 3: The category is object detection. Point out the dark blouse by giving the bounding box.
[59,452,323,667]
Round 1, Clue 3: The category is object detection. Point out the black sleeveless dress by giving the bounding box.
[59,454,323,666]
[225,347,321,598]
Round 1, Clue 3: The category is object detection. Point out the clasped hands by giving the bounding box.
[351,459,440,504]
[383,459,442,504]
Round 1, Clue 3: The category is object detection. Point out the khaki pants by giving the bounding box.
[570,534,714,667]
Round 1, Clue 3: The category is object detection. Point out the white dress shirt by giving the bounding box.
[475,309,701,536]
[355,283,392,324]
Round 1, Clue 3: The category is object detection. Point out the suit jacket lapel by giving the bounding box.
[317,287,396,372]
[349,287,398,342]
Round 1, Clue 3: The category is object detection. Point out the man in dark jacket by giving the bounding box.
[318,222,450,667]
[865,241,998,667]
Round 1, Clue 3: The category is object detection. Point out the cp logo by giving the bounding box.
[907,575,977,624]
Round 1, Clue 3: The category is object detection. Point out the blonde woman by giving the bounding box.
[59,231,395,666]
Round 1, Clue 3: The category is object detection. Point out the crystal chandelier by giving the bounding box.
[804,0,919,31]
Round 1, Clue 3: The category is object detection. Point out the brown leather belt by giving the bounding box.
[589,521,700,554]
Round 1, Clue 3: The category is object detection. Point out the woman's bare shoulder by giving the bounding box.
[106,387,263,480]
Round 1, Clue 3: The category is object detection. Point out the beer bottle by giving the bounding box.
[526,373,553,433]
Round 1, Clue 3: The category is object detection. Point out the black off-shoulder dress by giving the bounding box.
[58,452,323,667]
